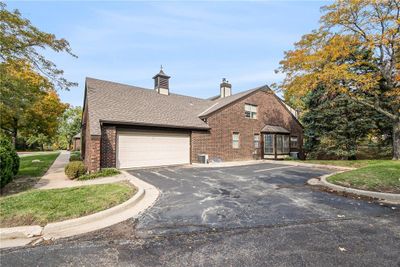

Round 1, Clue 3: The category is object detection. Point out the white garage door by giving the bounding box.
[117,130,190,168]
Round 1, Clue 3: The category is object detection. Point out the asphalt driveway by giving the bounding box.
[131,163,397,236]
[1,162,399,266]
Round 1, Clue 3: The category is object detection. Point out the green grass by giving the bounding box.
[17,152,60,178]
[1,152,61,196]
[77,168,121,181]
[292,159,390,168]
[327,161,400,193]
[0,182,136,227]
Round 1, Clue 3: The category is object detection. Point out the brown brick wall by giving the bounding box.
[83,106,91,169]
[191,90,303,162]
[89,136,101,172]
[101,126,117,168]
[82,104,101,172]
[87,90,303,168]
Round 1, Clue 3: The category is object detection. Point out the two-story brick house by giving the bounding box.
[81,69,303,172]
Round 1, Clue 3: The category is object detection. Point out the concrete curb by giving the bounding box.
[311,172,400,204]
[0,172,159,249]
[0,225,42,240]
[262,160,355,171]
[192,159,355,171]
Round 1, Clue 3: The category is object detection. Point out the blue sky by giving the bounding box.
[7,1,327,107]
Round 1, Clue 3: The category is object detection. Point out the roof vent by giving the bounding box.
[153,66,170,95]
[220,78,232,98]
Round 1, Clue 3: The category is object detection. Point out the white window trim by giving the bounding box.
[232,132,240,149]
[245,104,257,119]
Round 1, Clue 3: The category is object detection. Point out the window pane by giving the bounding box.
[290,136,298,148]
[254,134,260,148]
[283,135,290,153]
[264,134,273,154]
[276,135,283,154]
[245,104,257,119]
[232,133,240,148]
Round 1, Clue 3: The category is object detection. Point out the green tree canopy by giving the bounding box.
[0,3,76,148]
[0,2,76,90]
[56,106,82,150]
[302,85,388,160]
[276,0,400,159]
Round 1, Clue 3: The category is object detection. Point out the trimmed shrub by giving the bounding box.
[11,150,20,175]
[0,136,20,188]
[65,161,86,179]
[77,168,120,181]
[69,154,81,162]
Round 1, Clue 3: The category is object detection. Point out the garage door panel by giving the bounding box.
[117,131,190,168]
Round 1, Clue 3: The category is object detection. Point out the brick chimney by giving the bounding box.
[153,66,170,95]
[220,78,232,98]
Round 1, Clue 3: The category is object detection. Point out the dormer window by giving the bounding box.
[245,104,257,119]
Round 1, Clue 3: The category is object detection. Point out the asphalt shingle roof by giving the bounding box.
[86,78,213,135]
[260,125,290,133]
[198,85,269,117]
[85,78,271,135]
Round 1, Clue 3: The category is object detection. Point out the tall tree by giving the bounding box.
[56,107,82,150]
[302,85,386,160]
[0,60,48,144]
[24,90,68,150]
[277,0,400,159]
[0,2,76,90]
[0,3,76,147]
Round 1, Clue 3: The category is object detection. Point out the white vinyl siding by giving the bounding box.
[245,104,257,119]
[117,130,190,168]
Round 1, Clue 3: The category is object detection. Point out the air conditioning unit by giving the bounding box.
[290,152,299,159]
[197,154,209,164]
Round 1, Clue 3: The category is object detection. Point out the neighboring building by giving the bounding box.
[81,69,303,172]
[72,133,81,151]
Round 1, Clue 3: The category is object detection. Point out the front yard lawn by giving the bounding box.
[0,182,136,227]
[1,152,60,196]
[17,152,60,178]
[327,161,400,194]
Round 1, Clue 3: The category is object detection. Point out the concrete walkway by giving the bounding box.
[33,151,137,189]
[34,150,71,189]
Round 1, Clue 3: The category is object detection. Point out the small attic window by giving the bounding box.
[245,104,257,119]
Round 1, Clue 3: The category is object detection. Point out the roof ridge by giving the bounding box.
[199,84,270,117]
[86,77,151,91]
[86,76,212,102]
